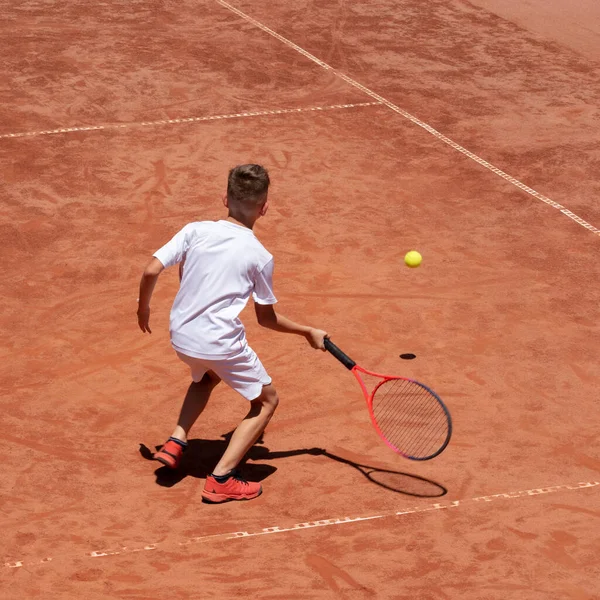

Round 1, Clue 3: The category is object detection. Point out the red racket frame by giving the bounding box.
[324,338,452,460]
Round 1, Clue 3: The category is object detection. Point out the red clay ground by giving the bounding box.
[468,0,600,59]
[1,1,599,599]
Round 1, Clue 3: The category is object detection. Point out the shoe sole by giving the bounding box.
[201,488,263,504]
[154,454,179,469]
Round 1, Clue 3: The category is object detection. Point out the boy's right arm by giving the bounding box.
[139,224,191,333]
[254,303,327,350]
[137,257,165,333]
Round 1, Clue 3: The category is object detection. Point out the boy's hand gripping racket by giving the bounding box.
[324,338,452,461]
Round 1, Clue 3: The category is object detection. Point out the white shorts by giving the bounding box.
[175,346,272,401]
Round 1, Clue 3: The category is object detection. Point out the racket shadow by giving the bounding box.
[256,447,447,498]
[319,449,447,498]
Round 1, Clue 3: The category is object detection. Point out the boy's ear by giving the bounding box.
[222,193,229,208]
[259,199,269,217]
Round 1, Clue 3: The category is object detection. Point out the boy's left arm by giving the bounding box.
[254,303,327,350]
[251,258,327,347]
[137,257,165,333]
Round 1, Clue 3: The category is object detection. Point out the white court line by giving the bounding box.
[217,0,600,238]
[3,480,598,569]
[0,101,381,140]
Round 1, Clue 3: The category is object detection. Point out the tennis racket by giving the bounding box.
[324,338,452,461]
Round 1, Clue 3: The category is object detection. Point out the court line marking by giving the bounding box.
[217,0,600,238]
[3,480,598,569]
[0,101,382,140]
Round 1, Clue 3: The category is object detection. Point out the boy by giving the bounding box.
[137,164,327,503]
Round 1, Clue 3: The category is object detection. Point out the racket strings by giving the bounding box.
[371,378,450,459]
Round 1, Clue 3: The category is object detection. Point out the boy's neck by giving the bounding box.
[225,214,256,230]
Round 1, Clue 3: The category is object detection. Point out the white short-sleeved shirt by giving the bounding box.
[153,220,277,359]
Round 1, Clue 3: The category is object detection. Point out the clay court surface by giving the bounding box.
[2,1,600,598]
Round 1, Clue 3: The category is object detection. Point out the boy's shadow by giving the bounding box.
[139,431,277,488]
[139,431,447,497]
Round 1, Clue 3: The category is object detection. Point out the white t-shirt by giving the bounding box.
[153,220,277,359]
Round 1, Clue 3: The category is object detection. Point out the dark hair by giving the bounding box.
[227,164,270,211]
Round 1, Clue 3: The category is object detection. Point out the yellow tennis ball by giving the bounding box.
[404,250,422,268]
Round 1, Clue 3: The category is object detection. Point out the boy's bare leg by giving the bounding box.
[154,372,221,469]
[211,384,279,476]
[170,372,220,443]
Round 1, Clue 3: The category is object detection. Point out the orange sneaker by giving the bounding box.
[201,470,262,503]
[153,438,186,469]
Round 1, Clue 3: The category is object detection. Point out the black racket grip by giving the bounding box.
[324,338,356,370]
